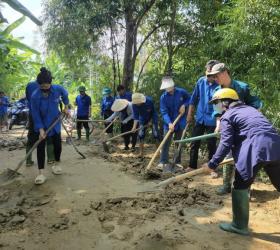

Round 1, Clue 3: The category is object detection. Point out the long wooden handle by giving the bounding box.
[157,158,234,187]
[100,117,118,135]
[104,125,148,143]
[14,113,65,172]
[146,114,183,171]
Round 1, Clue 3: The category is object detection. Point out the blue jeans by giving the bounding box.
[160,129,183,164]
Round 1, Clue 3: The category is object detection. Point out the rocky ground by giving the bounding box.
[0,127,279,250]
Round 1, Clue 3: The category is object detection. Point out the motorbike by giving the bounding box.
[8,99,29,130]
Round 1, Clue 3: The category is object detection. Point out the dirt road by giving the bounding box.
[0,130,279,250]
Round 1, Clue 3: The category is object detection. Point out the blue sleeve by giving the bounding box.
[4,97,9,106]
[189,82,200,106]
[208,118,233,169]
[160,95,171,125]
[88,96,92,105]
[59,86,69,105]
[132,105,140,121]
[31,95,44,130]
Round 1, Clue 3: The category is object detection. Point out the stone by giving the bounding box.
[10,215,26,225]
[186,196,195,205]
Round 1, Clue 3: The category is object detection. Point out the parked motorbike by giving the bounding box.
[9,99,29,130]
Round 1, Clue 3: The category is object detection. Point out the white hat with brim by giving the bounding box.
[206,63,227,76]
[132,93,146,104]
[160,77,175,90]
[111,99,129,112]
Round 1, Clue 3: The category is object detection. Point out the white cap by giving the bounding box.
[132,93,146,104]
[111,99,129,112]
[160,76,175,90]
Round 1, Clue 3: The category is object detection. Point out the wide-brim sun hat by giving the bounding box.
[111,99,129,112]
[160,76,175,90]
[132,93,146,104]
[207,63,227,76]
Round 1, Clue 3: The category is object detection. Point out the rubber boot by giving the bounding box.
[85,128,90,141]
[216,164,233,195]
[47,143,55,164]
[26,144,34,166]
[77,129,81,140]
[219,189,249,236]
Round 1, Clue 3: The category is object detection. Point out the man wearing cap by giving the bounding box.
[0,91,9,132]
[105,99,137,150]
[207,63,262,195]
[186,60,220,176]
[131,93,159,157]
[116,84,132,101]
[101,87,115,136]
[75,86,92,141]
[202,88,280,236]
[159,76,191,169]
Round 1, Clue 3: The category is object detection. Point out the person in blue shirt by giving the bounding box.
[75,86,92,140]
[203,88,280,236]
[158,76,191,169]
[186,60,220,176]
[131,93,159,157]
[0,91,9,132]
[25,77,55,166]
[31,67,69,185]
[207,62,262,195]
[116,84,132,101]
[101,87,114,136]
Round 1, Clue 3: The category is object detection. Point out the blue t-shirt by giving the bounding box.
[117,91,132,101]
[76,94,91,117]
[101,96,114,116]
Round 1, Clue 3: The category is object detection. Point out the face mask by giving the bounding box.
[214,102,224,115]
[41,89,50,93]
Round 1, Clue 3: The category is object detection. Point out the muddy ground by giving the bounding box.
[0,127,280,250]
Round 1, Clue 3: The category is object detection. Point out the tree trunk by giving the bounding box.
[122,9,136,90]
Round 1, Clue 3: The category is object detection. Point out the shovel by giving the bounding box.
[0,113,65,183]
[163,124,189,173]
[102,125,147,153]
[91,117,118,144]
[141,158,234,193]
[145,114,183,174]
[61,122,86,159]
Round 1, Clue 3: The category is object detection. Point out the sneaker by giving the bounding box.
[156,163,164,170]
[34,174,47,185]
[52,164,62,175]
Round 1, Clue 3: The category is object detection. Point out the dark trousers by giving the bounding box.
[233,161,280,192]
[121,120,137,148]
[77,116,89,130]
[103,111,113,134]
[233,161,280,191]
[26,114,37,148]
[189,122,217,169]
[37,133,62,169]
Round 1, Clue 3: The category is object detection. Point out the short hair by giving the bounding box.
[37,67,52,85]
[117,84,125,92]
[205,60,220,70]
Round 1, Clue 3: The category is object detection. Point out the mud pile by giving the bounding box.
[0,137,26,151]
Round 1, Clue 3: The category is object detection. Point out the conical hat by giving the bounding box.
[132,93,146,104]
[111,99,129,112]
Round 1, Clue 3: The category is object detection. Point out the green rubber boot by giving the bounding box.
[77,129,81,140]
[219,189,249,236]
[26,144,34,166]
[47,143,55,164]
[85,128,90,141]
[216,164,233,195]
